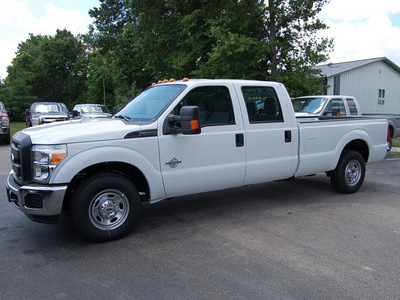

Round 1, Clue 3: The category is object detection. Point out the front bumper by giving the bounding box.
[6,170,67,223]
[0,126,10,137]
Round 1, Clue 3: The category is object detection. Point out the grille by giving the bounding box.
[25,193,43,209]
[41,117,68,124]
[11,132,32,185]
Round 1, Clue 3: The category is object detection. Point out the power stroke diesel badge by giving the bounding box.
[165,157,182,168]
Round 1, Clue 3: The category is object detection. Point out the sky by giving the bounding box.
[0,0,400,80]
[318,0,400,66]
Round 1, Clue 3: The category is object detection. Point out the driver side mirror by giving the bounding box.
[331,107,341,116]
[163,106,201,135]
[323,107,341,117]
[69,110,80,118]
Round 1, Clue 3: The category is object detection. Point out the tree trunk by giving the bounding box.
[268,0,278,76]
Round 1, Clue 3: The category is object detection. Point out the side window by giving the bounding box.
[325,99,347,116]
[346,98,358,115]
[242,86,283,123]
[174,86,235,126]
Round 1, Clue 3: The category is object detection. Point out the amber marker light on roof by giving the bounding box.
[169,78,176,82]
[152,82,157,86]
[158,80,163,84]
[183,77,189,81]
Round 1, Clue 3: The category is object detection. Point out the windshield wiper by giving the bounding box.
[114,115,131,122]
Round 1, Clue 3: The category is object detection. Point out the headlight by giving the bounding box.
[31,117,40,126]
[1,116,9,127]
[32,145,67,183]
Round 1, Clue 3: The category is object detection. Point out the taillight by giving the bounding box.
[387,125,391,142]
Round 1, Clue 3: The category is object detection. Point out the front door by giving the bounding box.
[158,84,246,198]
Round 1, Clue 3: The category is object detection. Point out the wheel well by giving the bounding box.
[64,162,150,208]
[343,139,369,162]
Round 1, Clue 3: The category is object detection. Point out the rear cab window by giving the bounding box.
[346,98,359,115]
[242,86,283,123]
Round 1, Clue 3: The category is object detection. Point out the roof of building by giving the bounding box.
[315,57,400,77]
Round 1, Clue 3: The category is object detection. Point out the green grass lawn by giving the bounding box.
[392,138,400,148]
[391,138,400,157]
[10,122,26,137]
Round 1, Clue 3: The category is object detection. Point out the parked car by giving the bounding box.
[292,95,362,118]
[26,102,69,127]
[0,101,10,144]
[70,104,111,119]
[292,95,399,140]
[363,113,400,139]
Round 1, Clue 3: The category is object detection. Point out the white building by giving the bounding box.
[316,57,400,114]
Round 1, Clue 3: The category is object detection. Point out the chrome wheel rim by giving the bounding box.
[89,189,129,230]
[345,159,362,186]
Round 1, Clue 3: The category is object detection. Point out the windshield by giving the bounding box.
[0,102,5,113]
[115,84,186,121]
[292,97,328,114]
[33,103,68,114]
[80,105,110,114]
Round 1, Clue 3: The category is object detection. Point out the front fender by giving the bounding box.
[49,142,166,201]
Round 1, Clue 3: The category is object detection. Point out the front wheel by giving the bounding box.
[4,134,10,145]
[71,173,141,242]
[330,150,365,194]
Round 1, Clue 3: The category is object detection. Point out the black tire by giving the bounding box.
[71,173,141,242]
[4,134,10,145]
[330,150,365,194]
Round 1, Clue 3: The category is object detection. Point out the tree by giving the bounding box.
[5,30,88,119]
[89,0,332,97]
[265,0,333,95]
[88,1,152,108]
[3,0,333,121]
[35,29,88,104]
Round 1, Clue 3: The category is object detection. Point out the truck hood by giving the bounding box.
[21,118,141,144]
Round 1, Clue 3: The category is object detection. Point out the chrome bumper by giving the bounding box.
[6,170,67,218]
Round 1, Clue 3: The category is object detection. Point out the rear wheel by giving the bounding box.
[71,173,141,242]
[330,150,365,194]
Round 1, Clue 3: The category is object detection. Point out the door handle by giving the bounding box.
[236,133,244,147]
[285,130,292,143]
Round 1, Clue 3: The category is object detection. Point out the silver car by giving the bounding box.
[71,104,111,119]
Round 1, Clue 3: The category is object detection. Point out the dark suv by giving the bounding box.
[26,102,69,127]
[0,101,10,144]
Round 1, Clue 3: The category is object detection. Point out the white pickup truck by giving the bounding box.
[292,95,400,139]
[6,79,389,241]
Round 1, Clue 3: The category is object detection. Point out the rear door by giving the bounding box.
[158,83,246,198]
[233,83,298,184]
